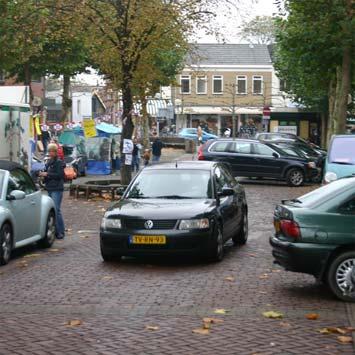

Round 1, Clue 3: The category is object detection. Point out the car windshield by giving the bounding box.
[298,178,355,207]
[126,169,213,199]
[329,137,355,165]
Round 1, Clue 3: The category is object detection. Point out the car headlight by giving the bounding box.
[101,218,122,230]
[324,172,338,184]
[307,162,316,169]
[179,218,210,230]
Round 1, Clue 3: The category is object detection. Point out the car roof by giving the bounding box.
[144,161,218,171]
[0,160,24,172]
[209,138,258,143]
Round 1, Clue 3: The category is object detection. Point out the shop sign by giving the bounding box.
[274,126,297,135]
[83,119,97,138]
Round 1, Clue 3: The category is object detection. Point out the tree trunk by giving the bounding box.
[120,71,135,185]
[140,94,150,149]
[327,77,337,145]
[61,74,71,123]
[320,111,328,149]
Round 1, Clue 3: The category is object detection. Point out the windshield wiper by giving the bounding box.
[155,195,194,199]
[331,161,354,165]
[282,198,302,205]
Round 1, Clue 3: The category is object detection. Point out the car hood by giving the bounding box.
[106,198,216,219]
[326,162,355,179]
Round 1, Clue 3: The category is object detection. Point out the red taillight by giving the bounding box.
[280,220,301,239]
[198,145,205,160]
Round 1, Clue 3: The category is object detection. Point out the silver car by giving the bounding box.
[0,161,56,265]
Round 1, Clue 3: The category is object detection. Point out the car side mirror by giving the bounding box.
[218,187,235,197]
[272,152,279,158]
[7,190,26,201]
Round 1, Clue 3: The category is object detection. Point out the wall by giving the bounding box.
[72,92,92,123]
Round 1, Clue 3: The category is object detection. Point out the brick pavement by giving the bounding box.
[0,181,354,354]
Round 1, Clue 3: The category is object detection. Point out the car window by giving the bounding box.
[253,144,275,156]
[220,166,237,187]
[186,129,196,134]
[126,169,212,199]
[8,169,36,195]
[210,142,230,152]
[230,142,252,154]
[329,137,355,165]
[339,197,355,215]
[214,166,230,193]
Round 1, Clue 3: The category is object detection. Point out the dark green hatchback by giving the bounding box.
[270,177,355,302]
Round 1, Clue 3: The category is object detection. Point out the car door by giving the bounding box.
[214,166,235,239]
[228,141,257,176]
[7,169,41,241]
[252,143,285,177]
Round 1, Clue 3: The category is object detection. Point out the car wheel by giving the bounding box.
[38,211,56,248]
[286,168,304,187]
[232,208,248,245]
[0,224,12,266]
[327,251,355,302]
[207,225,224,262]
[100,243,121,262]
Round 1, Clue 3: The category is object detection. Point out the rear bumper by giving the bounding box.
[100,229,214,256]
[270,236,336,278]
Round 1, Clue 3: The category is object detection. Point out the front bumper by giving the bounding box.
[270,236,336,278]
[100,229,214,256]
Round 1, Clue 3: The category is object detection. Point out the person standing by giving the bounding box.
[39,144,65,240]
[152,136,163,162]
[132,138,142,172]
[197,124,203,145]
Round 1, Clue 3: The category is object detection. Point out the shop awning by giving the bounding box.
[96,122,122,134]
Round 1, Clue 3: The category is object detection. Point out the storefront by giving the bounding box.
[269,111,322,144]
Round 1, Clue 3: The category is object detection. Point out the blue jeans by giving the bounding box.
[152,155,161,162]
[48,191,65,238]
[132,155,140,172]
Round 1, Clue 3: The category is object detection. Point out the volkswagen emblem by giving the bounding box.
[144,220,154,230]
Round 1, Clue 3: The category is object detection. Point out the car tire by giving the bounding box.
[207,225,224,262]
[38,211,56,249]
[327,251,355,302]
[100,244,121,262]
[0,223,12,266]
[232,208,248,245]
[286,168,304,187]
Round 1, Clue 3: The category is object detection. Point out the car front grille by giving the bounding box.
[123,219,178,230]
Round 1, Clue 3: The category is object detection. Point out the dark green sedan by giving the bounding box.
[270,177,355,302]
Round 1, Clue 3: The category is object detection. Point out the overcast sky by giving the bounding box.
[196,0,278,43]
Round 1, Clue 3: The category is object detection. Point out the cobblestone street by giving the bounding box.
[0,181,354,354]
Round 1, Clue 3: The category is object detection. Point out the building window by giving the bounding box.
[180,75,191,94]
[213,75,223,94]
[279,79,287,92]
[253,76,263,95]
[237,75,247,94]
[77,100,81,115]
[196,76,207,94]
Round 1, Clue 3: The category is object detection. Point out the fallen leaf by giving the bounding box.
[49,249,60,252]
[102,276,113,281]
[80,235,90,239]
[203,322,211,330]
[224,276,235,282]
[16,262,28,268]
[203,317,224,324]
[318,327,347,335]
[306,313,319,320]
[262,311,283,319]
[67,320,82,327]
[247,253,256,257]
[192,328,210,335]
[23,254,41,259]
[337,336,353,344]
[279,321,291,328]
[259,274,269,280]
[272,269,281,273]
[145,325,159,331]
[214,309,228,315]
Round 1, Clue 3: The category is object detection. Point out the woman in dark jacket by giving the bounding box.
[39,144,65,239]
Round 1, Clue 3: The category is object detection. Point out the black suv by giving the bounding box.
[198,139,319,187]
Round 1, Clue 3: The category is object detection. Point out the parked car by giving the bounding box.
[324,135,355,184]
[100,161,248,262]
[0,161,56,265]
[198,139,319,187]
[266,141,325,183]
[270,176,355,302]
[178,128,218,143]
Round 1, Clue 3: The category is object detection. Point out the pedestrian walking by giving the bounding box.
[132,138,142,172]
[152,136,163,162]
[39,144,65,240]
[197,125,203,145]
